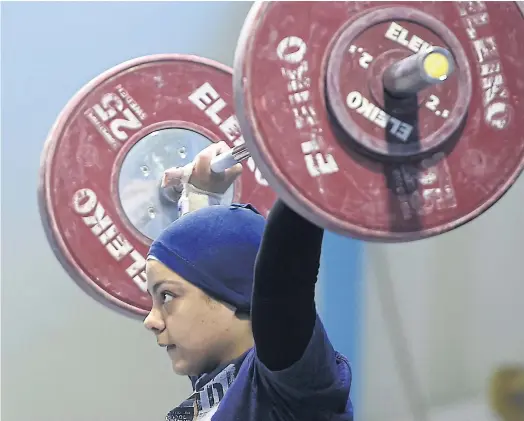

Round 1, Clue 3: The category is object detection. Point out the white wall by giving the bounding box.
[360,175,524,421]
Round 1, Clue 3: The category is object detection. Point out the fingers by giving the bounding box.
[192,141,226,170]
[161,167,183,188]
[224,162,243,179]
[215,142,243,181]
[213,141,243,180]
[214,140,232,156]
[205,141,230,158]
[162,142,243,194]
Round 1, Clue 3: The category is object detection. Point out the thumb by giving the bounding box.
[223,162,243,181]
[214,141,244,176]
[161,165,187,189]
[214,140,233,156]
[195,141,227,169]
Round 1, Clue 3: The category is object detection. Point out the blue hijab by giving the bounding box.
[147,204,266,313]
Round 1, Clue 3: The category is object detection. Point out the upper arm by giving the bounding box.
[251,200,322,370]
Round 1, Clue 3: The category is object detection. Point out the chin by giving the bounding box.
[171,360,189,376]
[171,358,198,376]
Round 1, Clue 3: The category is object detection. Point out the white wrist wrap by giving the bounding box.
[169,163,222,217]
[178,183,223,216]
[163,162,224,217]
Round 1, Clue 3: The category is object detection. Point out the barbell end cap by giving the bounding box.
[382,46,456,97]
[422,47,455,83]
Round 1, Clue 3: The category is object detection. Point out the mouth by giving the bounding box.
[158,343,175,350]
[166,345,176,352]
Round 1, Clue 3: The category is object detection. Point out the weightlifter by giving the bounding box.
[144,141,353,420]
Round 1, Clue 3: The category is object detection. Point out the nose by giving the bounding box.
[143,307,165,332]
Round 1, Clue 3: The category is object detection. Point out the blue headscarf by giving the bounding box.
[147,204,266,313]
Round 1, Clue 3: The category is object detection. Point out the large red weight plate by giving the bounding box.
[39,54,276,318]
[234,1,524,241]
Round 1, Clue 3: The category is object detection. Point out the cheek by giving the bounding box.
[167,304,227,347]
[161,303,186,338]
[163,302,207,340]
[194,308,233,345]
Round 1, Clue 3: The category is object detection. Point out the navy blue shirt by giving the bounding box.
[166,201,353,420]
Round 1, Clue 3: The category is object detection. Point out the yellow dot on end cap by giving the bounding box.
[423,52,450,80]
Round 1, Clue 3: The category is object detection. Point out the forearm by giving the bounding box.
[252,200,324,371]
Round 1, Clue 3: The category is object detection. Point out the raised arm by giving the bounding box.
[250,201,350,416]
[251,199,324,370]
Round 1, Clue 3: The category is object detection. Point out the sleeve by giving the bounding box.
[251,200,351,409]
[251,200,322,370]
[256,316,352,411]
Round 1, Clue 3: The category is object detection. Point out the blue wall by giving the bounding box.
[320,233,364,411]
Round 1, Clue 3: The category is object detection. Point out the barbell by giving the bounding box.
[38,1,524,318]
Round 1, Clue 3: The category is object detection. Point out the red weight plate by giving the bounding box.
[39,54,276,318]
[234,1,524,241]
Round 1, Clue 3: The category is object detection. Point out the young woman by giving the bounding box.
[144,142,353,421]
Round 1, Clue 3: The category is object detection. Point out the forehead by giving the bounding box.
[145,260,208,300]
[146,259,182,284]
[146,261,190,296]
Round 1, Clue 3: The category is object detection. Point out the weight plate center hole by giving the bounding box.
[118,128,235,241]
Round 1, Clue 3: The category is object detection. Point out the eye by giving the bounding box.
[160,291,175,305]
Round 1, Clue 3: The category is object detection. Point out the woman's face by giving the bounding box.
[143,259,242,376]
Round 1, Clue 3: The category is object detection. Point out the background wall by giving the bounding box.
[2,2,523,421]
[359,174,524,421]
